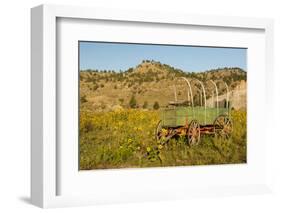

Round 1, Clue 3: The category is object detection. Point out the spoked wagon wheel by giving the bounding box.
[155,120,164,142]
[187,120,201,146]
[213,115,233,139]
[155,120,175,144]
[155,120,168,143]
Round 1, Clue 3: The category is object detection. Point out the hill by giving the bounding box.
[80,60,246,112]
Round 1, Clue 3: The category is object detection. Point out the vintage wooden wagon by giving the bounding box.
[155,77,233,145]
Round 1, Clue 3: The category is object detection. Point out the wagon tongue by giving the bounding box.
[163,130,177,143]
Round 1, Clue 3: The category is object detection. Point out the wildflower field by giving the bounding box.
[79,109,246,170]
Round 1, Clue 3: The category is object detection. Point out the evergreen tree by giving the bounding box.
[129,95,137,108]
[143,101,148,109]
[153,101,160,110]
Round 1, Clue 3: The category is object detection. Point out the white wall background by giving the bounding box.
[0,0,280,212]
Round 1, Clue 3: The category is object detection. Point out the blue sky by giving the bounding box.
[79,41,247,72]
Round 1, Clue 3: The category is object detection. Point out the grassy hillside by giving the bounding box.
[80,60,247,112]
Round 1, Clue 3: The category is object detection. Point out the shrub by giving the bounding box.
[80,95,87,103]
[143,101,148,109]
[119,98,124,104]
[129,95,137,108]
[93,84,99,90]
[153,101,160,110]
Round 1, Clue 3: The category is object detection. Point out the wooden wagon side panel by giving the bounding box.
[161,106,230,128]
[161,107,192,127]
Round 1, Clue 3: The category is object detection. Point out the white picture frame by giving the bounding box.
[31,4,274,208]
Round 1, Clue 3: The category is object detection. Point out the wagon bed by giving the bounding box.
[161,106,229,127]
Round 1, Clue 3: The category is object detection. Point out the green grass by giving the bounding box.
[79,109,246,170]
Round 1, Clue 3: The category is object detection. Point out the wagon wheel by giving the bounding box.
[155,120,167,143]
[213,115,233,139]
[155,120,175,144]
[187,120,201,146]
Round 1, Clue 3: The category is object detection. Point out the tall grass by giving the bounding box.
[79,109,246,170]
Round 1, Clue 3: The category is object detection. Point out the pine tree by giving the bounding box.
[143,101,148,109]
[129,95,137,108]
[153,101,160,110]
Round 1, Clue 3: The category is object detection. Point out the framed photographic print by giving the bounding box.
[31,4,274,208]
